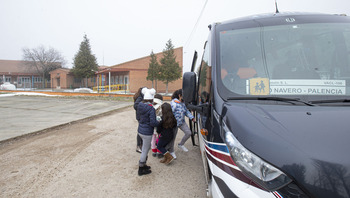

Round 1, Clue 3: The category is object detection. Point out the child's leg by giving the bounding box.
[137,133,143,147]
[167,127,178,153]
[136,134,143,152]
[155,136,161,154]
[139,133,152,165]
[157,138,168,154]
[178,123,191,146]
[151,134,157,155]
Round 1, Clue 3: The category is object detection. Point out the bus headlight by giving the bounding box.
[223,122,292,191]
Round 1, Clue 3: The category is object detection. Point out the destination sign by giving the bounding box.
[248,79,346,95]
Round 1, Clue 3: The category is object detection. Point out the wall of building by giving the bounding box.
[2,75,45,89]
[51,68,97,89]
[129,69,182,93]
[110,47,183,94]
[49,47,184,93]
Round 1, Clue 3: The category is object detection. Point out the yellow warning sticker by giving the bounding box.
[249,78,269,95]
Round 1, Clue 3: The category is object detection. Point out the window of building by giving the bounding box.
[115,76,119,84]
[74,78,81,83]
[18,77,30,84]
[124,76,129,84]
[110,76,114,84]
[33,77,42,83]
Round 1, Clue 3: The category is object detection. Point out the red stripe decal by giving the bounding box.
[205,144,236,166]
[273,191,283,198]
[205,145,267,191]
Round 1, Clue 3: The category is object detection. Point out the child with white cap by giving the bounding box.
[136,88,159,176]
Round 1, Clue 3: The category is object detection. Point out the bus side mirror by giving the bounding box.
[182,72,196,104]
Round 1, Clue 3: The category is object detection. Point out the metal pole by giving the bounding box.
[109,70,111,93]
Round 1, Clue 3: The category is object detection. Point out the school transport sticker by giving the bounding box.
[248,78,270,95]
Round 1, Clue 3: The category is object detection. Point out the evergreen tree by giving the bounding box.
[146,51,160,89]
[159,39,181,93]
[72,34,98,87]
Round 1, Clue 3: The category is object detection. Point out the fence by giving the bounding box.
[92,84,129,93]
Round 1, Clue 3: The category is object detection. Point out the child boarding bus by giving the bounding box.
[183,12,350,198]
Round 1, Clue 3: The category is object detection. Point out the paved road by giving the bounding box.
[0,94,133,142]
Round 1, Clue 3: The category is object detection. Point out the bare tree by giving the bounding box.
[22,45,66,88]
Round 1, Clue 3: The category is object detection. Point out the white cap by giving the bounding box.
[142,88,156,100]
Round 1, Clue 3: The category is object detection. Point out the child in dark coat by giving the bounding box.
[136,88,159,176]
[133,87,145,153]
[156,103,177,165]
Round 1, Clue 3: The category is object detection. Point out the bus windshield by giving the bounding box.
[219,23,350,98]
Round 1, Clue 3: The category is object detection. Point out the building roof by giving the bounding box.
[0,59,39,75]
[49,68,71,74]
[113,47,182,69]
[50,66,112,75]
[96,47,183,74]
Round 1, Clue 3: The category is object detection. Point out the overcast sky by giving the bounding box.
[1,0,350,72]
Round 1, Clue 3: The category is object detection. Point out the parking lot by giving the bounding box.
[0,94,132,142]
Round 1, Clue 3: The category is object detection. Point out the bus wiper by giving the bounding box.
[310,99,350,104]
[227,96,315,106]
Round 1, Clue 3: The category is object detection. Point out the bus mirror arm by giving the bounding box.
[186,103,209,117]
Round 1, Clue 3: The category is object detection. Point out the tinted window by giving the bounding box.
[218,22,350,98]
[197,42,211,129]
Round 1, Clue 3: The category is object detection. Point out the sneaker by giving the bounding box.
[178,144,188,152]
[170,152,177,159]
[152,152,157,157]
[157,153,164,158]
[136,146,142,153]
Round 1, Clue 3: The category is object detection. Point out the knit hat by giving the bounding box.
[142,88,156,100]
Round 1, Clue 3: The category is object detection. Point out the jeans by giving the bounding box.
[157,138,171,154]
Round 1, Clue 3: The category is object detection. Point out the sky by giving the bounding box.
[1,0,350,72]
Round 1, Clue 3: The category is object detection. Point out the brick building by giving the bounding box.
[0,60,49,89]
[3,47,183,93]
[96,47,183,93]
[49,67,108,89]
